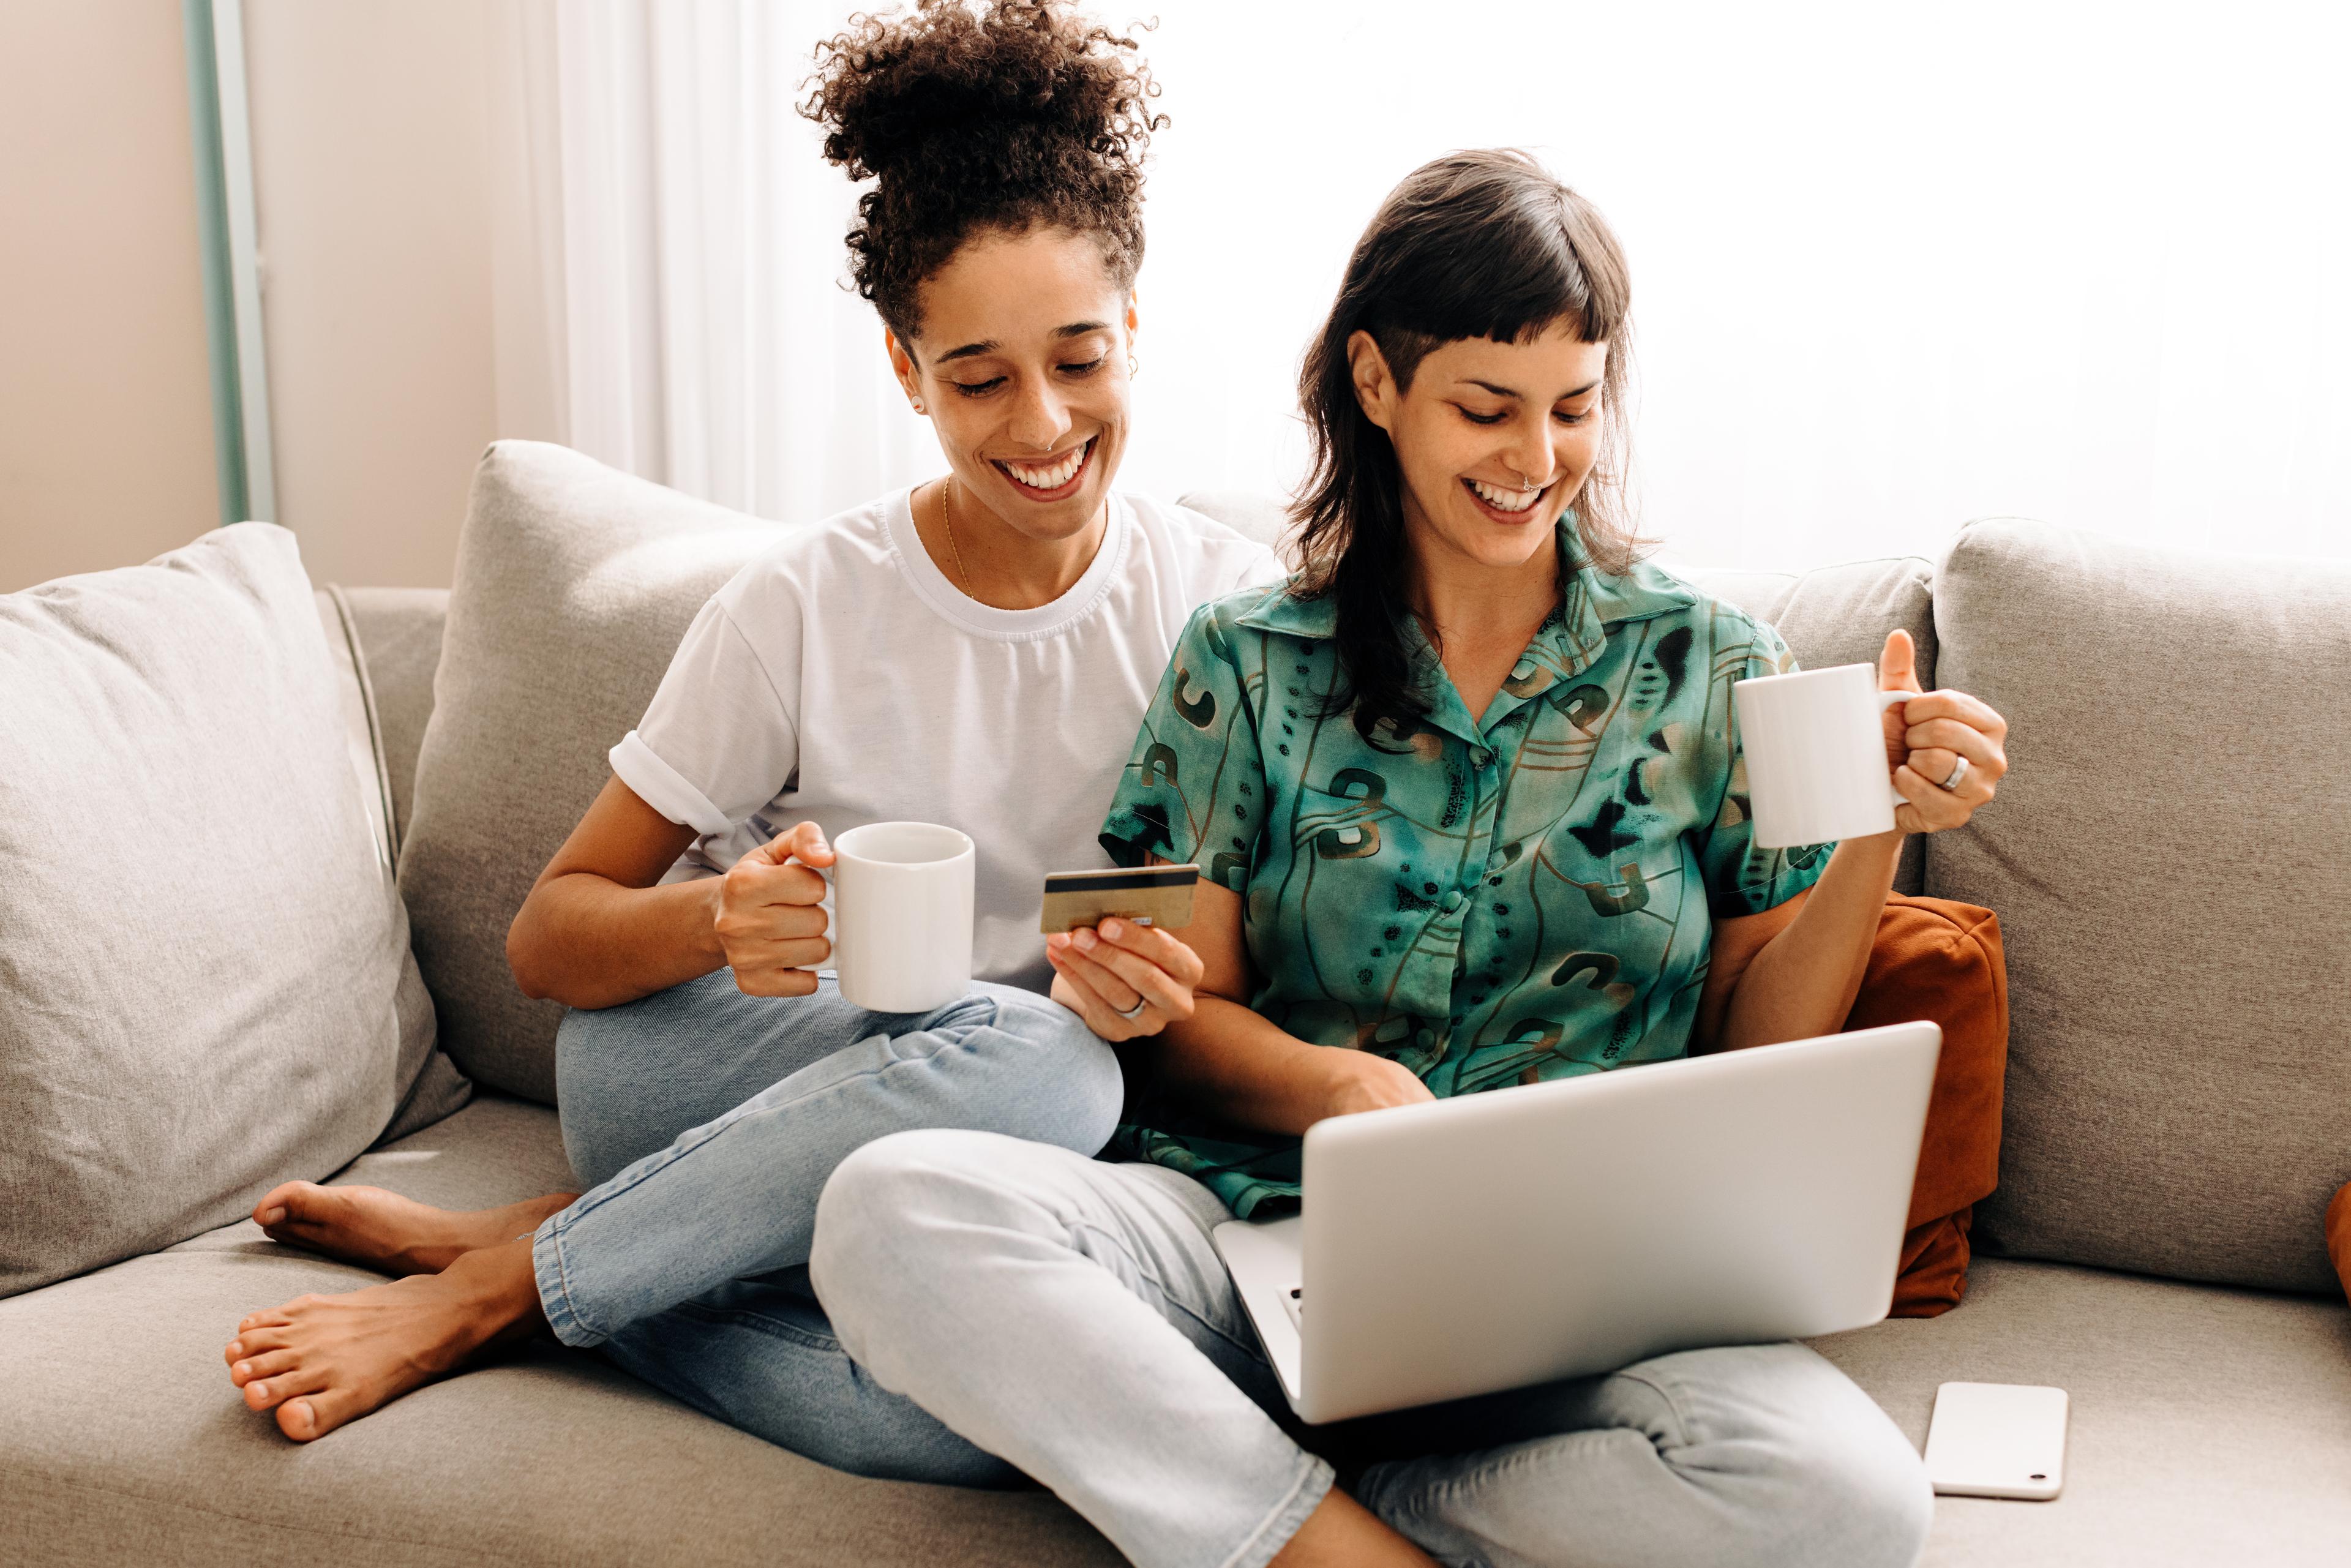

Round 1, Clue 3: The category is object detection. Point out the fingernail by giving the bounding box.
[1100,918,1122,940]
[258,1207,283,1225]
[1046,932,1068,950]
[1074,928,1097,950]
[234,1362,249,1378]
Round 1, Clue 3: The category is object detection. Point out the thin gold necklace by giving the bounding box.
[940,479,974,591]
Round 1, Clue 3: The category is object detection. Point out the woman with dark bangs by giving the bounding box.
[816,151,2010,1565]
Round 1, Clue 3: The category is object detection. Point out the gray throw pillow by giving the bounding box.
[1929,518,2351,1293]
[0,524,465,1297]
[398,442,782,1102]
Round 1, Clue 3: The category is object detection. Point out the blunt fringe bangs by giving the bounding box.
[1291,148,1643,724]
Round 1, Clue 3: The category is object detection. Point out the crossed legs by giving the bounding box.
[225,974,1120,1444]
[811,1129,1935,1568]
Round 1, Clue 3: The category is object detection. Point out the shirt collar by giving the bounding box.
[1232,520,1697,671]
[1232,580,1337,639]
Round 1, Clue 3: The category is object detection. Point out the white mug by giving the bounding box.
[828,821,975,1013]
[1731,664,1908,849]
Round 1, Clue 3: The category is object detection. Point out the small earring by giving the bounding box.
[911,398,926,415]
[1127,355,1139,378]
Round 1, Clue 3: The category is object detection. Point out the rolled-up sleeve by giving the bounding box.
[612,597,798,839]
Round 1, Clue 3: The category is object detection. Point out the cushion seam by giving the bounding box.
[323,582,400,869]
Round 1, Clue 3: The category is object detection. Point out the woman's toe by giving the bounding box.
[230,1349,302,1386]
[244,1362,328,1413]
[227,1324,291,1357]
[253,1185,308,1231]
[277,1384,363,1442]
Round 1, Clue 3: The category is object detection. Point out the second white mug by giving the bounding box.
[1732,663,1909,849]
[828,820,975,1013]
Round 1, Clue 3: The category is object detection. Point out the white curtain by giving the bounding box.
[494,0,2350,571]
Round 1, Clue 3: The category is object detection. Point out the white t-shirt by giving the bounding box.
[611,487,1280,995]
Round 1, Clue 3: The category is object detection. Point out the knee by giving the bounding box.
[1748,1370,1933,1567]
[809,1129,1010,1335]
[1779,1433,1932,1568]
[967,986,1125,1155]
[553,1005,642,1189]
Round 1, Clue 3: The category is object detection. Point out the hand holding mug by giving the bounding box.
[1046,918,1205,1041]
[716,821,834,997]
[1734,631,2011,846]
[1876,628,2011,835]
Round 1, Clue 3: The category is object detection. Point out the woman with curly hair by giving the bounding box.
[216,0,1269,1458]
[814,151,2009,1564]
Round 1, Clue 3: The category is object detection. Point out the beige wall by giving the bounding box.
[0,1,220,594]
[0,2,520,597]
[242,0,501,590]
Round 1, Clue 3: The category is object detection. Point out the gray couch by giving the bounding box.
[4,447,2346,1567]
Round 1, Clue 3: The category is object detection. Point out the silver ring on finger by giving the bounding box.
[1938,755,1971,792]
[1115,995,1149,1021]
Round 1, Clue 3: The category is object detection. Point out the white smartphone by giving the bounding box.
[1922,1381,2069,1500]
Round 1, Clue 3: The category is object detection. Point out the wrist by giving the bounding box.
[694,877,728,966]
[1279,1044,1351,1128]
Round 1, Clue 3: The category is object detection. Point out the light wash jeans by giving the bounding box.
[528,970,1119,1484]
[811,1129,1935,1568]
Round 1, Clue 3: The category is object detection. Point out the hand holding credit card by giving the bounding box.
[1039,864,1201,934]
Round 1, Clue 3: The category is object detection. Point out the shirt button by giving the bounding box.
[1442,889,1466,913]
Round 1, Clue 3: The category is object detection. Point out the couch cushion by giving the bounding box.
[0,525,465,1300]
[338,587,451,861]
[1927,519,2351,1292]
[1810,1256,2351,1566]
[1177,489,1289,550]
[2330,1184,2351,1300]
[1848,897,2008,1318]
[398,443,784,1101]
[0,1094,1120,1568]
[315,587,399,869]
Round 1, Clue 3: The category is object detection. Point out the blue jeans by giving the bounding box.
[529,970,1121,1484]
[811,1130,1936,1568]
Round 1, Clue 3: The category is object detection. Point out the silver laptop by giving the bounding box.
[1212,1020,1941,1424]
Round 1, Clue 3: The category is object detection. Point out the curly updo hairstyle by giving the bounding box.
[801,0,1165,347]
[1292,149,1643,727]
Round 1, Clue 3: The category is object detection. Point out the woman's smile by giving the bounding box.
[994,435,1097,501]
[1463,474,1554,522]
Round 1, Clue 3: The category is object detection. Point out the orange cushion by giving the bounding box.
[2328,1183,2351,1300]
[1842,895,2009,1318]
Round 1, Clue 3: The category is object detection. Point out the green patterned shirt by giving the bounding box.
[1098,527,1830,1217]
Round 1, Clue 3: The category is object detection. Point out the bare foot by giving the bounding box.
[223,1236,544,1441]
[252,1182,576,1276]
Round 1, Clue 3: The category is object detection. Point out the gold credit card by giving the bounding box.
[1039,864,1201,934]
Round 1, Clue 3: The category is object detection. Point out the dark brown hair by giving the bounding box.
[800,1,1165,347]
[1292,149,1642,724]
